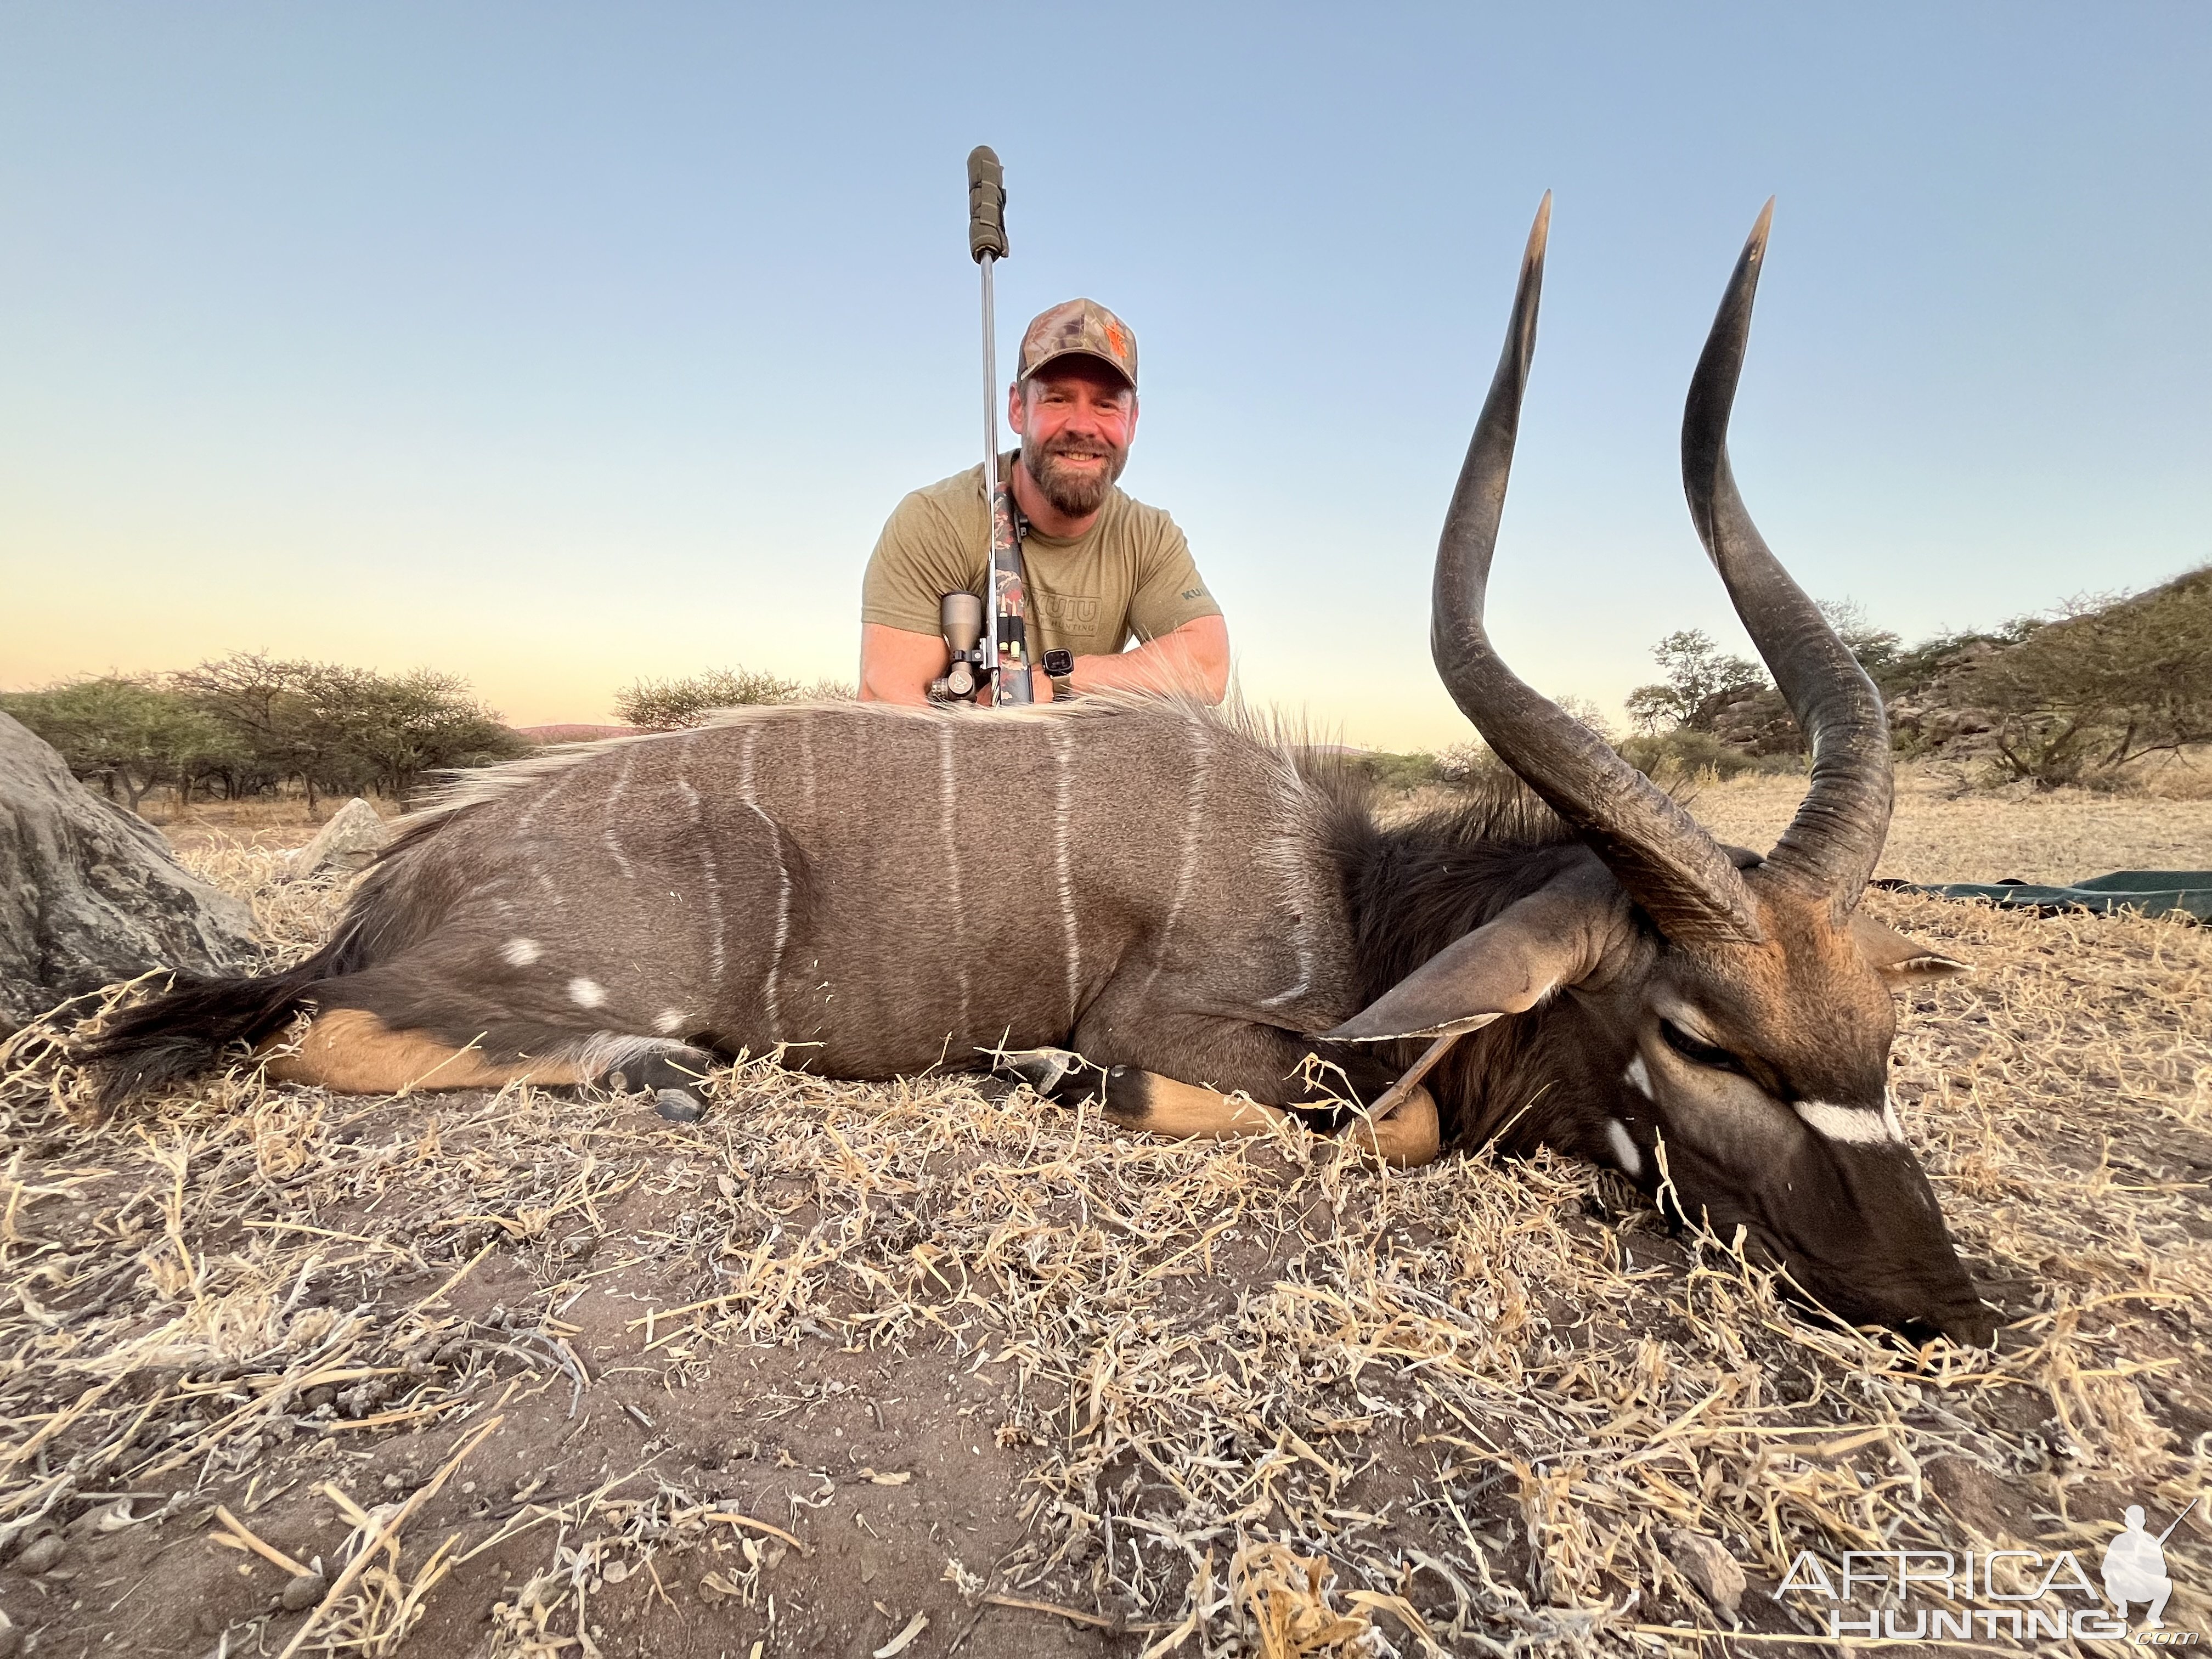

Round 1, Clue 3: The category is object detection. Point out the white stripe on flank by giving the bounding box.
[1606,1119,1643,1178]
[676,771,727,988]
[1139,717,1212,1002]
[517,755,575,910]
[1050,724,1080,1019]
[1255,798,1317,1009]
[1161,717,1210,945]
[568,977,606,1009]
[1795,1099,1904,1146]
[939,724,971,1036]
[501,937,542,968]
[739,726,789,1043]
[602,745,639,879]
[515,767,560,833]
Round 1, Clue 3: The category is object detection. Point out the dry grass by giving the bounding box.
[143,796,400,855]
[1688,765,2212,887]
[0,820,2207,1656]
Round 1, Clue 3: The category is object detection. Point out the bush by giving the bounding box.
[0,677,236,810]
[1624,629,1766,735]
[1352,751,1450,792]
[1968,569,2212,788]
[170,653,524,809]
[5,653,526,813]
[614,669,853,730]
[1618,727,1803,784]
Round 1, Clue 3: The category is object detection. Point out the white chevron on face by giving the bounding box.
[1794,1096,1905,1146]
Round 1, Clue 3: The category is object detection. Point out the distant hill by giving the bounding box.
[514,724,651,746]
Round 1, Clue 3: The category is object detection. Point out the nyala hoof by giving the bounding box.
[653,1087,705,1123]
[993,1046,1092,1099]
[605,1045,715,1123]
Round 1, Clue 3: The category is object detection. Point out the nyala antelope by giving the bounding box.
[89,200,1994,1345]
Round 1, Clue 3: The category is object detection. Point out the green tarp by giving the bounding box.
[1894,871,2212,923]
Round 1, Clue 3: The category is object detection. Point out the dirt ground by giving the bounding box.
[0,784,2207,1657]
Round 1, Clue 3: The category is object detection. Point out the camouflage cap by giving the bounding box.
[1017,298,1138,390]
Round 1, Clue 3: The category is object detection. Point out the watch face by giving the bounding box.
[1042,649,1074,677]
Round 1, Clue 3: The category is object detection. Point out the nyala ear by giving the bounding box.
[1852,913,1972,985]
[1324,876,1623,1043]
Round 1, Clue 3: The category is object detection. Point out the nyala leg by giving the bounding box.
[263,1010,588,1094]
[599,1042,721,1123]
[1097,1067,1443,1169]
[992,1043,1442,1170]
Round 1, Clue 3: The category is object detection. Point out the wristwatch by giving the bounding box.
[1042,650,1075,687]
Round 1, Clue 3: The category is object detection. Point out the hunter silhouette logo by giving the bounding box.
[2106,1500,2196,1630]
[1771,1496,2201,1643]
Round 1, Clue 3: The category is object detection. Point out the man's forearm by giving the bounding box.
[858,622,949,705]
[1063,618,1230,703]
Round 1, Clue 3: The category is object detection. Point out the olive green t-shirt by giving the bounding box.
[861,455,1220,661]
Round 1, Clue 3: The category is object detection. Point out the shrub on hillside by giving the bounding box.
[1963,568,2212,788]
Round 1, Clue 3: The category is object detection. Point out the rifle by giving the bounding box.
[930,146,1035,707]
[2157,1497,2199,1545]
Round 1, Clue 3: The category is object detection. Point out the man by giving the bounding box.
[860,298,1229,704]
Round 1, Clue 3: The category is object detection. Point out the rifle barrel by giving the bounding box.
[980,252,1003,681]
[2156,1496,2199,1544]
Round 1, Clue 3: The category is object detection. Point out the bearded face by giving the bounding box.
[1010,360,1137,520]
[1022,427,1128,517]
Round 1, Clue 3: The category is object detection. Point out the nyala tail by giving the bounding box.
[77,921,371,1113]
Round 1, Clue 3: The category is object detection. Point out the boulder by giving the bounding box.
[0,713,259,1034]
[285,798,388,882]
[1689,685,1804,757]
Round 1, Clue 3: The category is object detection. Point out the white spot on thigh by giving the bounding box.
[655,1008,688,1035]
[1795,1099,1903,1146]
[1606,1119,1643,1178]
[1623,1054,1653,1098]
[502,937,542,967]
[568,977,607,1009]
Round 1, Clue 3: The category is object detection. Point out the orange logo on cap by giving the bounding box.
[1105,324,1127,358]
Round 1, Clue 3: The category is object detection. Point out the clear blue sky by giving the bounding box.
[3,3,2205,746]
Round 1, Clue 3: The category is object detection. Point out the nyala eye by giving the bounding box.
[1660,1018,1743,1073]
